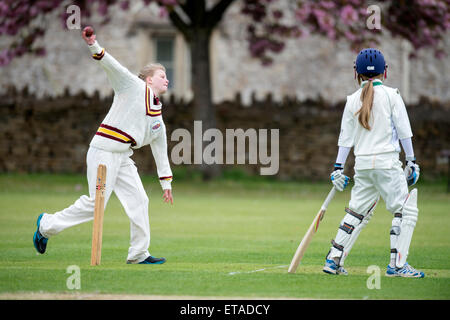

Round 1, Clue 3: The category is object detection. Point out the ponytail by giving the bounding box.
[355,74,380,130]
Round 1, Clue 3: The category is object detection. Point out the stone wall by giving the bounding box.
[1,87,449,181]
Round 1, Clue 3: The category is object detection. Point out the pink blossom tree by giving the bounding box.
[243,0,449,65]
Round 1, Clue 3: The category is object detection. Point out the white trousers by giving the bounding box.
[349,160,408,215]
[329,160,409,260]
[39,147,151,262]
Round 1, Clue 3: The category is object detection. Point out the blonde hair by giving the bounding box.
[138,63,166,81]
[355,73,383,130]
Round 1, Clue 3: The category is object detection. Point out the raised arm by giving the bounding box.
[82,26,138,93]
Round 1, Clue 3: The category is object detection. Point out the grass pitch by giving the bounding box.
[0,173,449,300]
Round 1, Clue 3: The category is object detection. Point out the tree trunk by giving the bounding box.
[190,28,221,180]
[167,0,235,180]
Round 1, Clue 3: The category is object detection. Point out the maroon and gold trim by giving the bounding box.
[92,48,105,60]
[145,86,162,117]
[159,176,173,182]
[95,124,136,146]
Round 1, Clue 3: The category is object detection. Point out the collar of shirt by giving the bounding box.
[146,85,162,110]
[361,79,383,88]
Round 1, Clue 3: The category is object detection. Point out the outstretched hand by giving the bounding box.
[82,26,96,45]
[163,189,173,205]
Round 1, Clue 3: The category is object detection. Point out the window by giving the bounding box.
[155,37,175,90]
[135,26,192,100]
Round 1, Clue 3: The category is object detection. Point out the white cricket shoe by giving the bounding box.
[386,262,425,278]
[323,259,348,275]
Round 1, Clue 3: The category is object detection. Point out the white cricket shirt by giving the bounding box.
[338,79,413,170]
[87,41,173,190]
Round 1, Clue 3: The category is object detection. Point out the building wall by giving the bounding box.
[0,2,449,104]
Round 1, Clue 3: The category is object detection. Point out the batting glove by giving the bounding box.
[404,158,420,186]
[330,163,350,192]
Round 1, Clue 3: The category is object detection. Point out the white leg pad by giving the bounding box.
[328,212,362,259]
[340,198,379,266]
[396,188,419,268]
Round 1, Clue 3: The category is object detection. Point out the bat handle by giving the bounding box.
[321,187,336,210]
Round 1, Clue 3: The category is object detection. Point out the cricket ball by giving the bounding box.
[84,26,94,37]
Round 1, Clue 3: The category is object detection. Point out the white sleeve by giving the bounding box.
[337,97,356,148]
[335,146,351,165]
[391,89,413,139]
[88,41,139,93]
[400,137,415,161]
[149,127,173,190]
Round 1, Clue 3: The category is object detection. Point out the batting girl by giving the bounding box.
[33,27,173,265]
[323,48,424,277]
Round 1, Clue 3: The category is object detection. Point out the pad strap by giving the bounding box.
[331,239,344,251]
[345,207,364,221]
[339,222,355,234]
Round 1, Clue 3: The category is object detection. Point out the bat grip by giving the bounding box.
[321,187,336,211]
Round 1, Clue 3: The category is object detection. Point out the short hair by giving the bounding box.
[138,63,166,81]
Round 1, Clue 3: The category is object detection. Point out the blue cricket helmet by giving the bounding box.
[355,48,386,77]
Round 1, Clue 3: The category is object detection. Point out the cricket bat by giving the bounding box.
[91,164,107,266]
[288,187,336,273]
